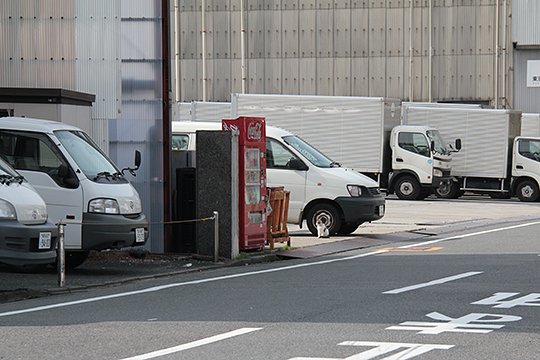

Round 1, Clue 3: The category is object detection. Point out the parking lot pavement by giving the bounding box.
[1,194,540,303]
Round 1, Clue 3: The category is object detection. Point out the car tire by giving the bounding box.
[395,175,421,200]
[516,180,540,202]
[435,181,461,199]
[306,203,342,236]
[63,250,90,270]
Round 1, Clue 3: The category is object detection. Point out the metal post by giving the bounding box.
[57,223,66,287]
[213,211,219,262]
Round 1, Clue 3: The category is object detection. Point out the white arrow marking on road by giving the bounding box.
[119,327,262,360]
[383,271,483,294]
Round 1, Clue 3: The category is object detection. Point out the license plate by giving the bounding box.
[135,228,145,243]
[378,205,385,216]
[38,232,52,249]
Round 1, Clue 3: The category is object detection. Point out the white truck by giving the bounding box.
[520,113,540,137]
[231,94,458,200]
[0,156,58,267]
[402,106,540,201]
[0,117,149,268]
[172,121,386,236]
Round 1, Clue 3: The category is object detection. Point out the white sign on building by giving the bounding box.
[527,60,540,87]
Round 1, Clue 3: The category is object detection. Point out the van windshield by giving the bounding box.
[282,135,337,168]
[55,130,125,182]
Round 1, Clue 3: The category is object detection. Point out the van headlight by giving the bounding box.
[433,168,443,177]
[347,185,363,197]
[0,199,16,220]
[89,198,120,214]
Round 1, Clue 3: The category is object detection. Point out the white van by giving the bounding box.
[0,117,148,268]
[0,156,57,267]
[172,121,385,235]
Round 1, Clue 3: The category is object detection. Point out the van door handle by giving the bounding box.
[516,165,523,169]
[396,158,404,162]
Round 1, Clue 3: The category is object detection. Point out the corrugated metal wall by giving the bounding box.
[175,1,506,105]
[0,0,121,153]
[512,2,540,114]
[113,0,164,253]
[512,0,540,47]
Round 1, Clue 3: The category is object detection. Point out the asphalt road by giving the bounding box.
[1,216,539,359]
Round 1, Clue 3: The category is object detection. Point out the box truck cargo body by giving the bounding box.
[231,94,456,200]
[521,113,540,137]
[172,121,386,236]
[402,106,540,201]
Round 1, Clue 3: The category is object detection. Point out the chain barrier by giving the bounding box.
[56,212,219,288]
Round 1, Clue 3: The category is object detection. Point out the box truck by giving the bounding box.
[0,156,58,267]
[402,106,540,201]
[520,113,540,137]
[172,121,386,236]
[230,94,458,200]
[0,117,148,268]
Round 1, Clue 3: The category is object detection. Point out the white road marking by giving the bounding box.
[383,271,483,294]
[119,327,261,360]
[0,249,388,318]
[398,221,540,249]
[2,221,539,319]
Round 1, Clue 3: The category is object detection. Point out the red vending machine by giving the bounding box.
[222,117,267,251]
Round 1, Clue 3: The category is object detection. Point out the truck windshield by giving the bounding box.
[426,130,450,155]
[55,130,124,182]
[282,135,337,168]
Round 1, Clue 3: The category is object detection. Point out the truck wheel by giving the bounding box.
[395,175,421,200]
[337,222,363,235]
[435,181,461,199]
[306,204,342,236]
[63,250,90,270]
[516,180,540,202]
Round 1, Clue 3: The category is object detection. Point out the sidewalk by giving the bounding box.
[2,195,540,304]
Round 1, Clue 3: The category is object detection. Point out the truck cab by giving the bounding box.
[511,136,540,202]
[389,125,456,200]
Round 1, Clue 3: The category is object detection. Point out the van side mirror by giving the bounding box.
[455,139,462,151]
[58,164,79,188]
[121,150,142,176]
[134,150,141,169]
[287,158,308,171]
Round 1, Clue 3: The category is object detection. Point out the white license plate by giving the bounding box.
[378,205,385,216]
[135,228,145,243]
[38,232,52,249]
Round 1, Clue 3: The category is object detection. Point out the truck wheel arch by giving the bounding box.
[388,170,421,194]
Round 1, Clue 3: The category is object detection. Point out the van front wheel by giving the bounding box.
[63,250,90,270]
[306,204,342,236]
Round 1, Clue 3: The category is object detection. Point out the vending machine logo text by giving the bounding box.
[247,122,262,140]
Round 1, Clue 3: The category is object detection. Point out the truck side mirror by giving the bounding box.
[455,139,462,151]
[287,158,308,171]
[431,140,435,153]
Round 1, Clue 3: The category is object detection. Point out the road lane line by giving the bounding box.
[2,221,539,319]
[0,249,388,318]
[383,271,483,294]
[398,221,540,249]
[119,327,262,360]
